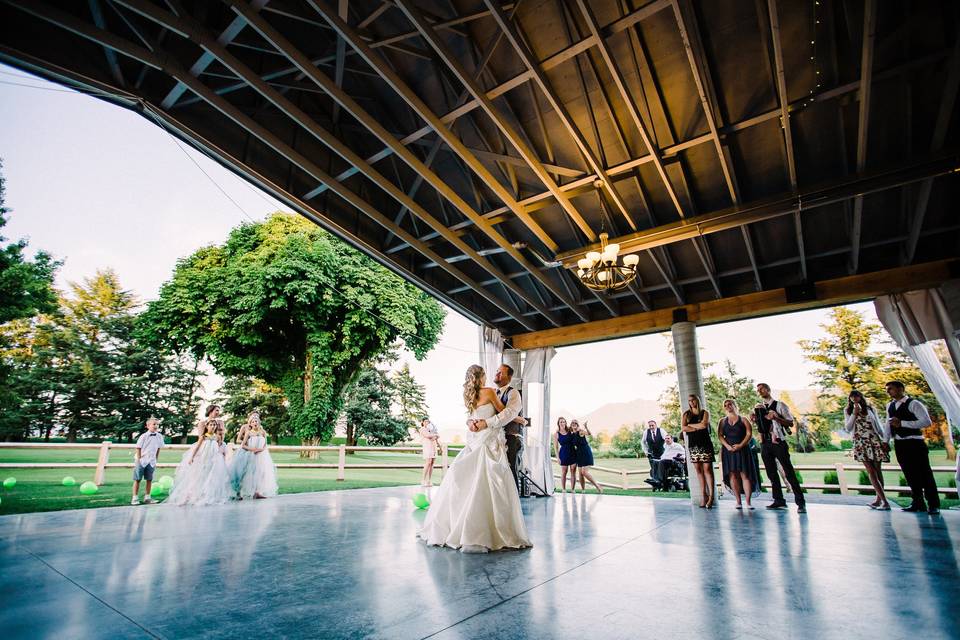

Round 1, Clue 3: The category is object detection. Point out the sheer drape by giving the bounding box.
[521,347,556,496]
[875,290,960,451]
[477,325,504,381]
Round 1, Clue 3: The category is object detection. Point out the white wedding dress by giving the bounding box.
[418,402,532,552]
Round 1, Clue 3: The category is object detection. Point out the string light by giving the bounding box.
[805,0,822,109]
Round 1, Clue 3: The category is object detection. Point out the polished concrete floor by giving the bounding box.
[1,488,958,640]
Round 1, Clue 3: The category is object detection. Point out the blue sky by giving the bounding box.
[0,64,881,436]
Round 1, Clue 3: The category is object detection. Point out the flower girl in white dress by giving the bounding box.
[418,365,532,552]
[230,412,278,499]
[167,405,232,506]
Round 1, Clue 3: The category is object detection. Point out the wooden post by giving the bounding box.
[94,440,111,486]
[337,445,346,481]
[621,469,629,490]
[835,462,849,496]
[441,444,448,476]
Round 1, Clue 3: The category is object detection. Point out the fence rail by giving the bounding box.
[552,457,958,496]
[0,441,451,485]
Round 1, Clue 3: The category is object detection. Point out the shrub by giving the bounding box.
[823,470,840,494]
[949,477,956,489]
[858,469,875,495]
[840,440,853,450]
[897,474,912,497]
[793,470,806,493]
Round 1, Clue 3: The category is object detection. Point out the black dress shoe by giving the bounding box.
[797,505,806,514]
[928,508,940,515]
[766,502,787,510]
[901,505,927,513]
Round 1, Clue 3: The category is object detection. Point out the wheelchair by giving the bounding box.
[658,457,690,492]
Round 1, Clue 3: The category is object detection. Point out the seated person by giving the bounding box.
[642,420,669,489]
[647,434,686,490]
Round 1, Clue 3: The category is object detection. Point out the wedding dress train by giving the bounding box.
[418,402,532,552]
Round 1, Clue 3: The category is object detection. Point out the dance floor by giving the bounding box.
[1,488,958,640]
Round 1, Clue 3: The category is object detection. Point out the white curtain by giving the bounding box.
[521,347,556,496]
[477,325,504,382]
[875,291,960,447]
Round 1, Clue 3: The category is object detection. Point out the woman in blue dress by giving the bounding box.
[572,420,603,493]
[553,417,578,493]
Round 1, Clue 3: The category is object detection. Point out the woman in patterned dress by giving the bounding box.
[845,390,891,510]
[681,394,715,508]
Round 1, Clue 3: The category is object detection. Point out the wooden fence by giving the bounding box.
[1,442,955,497]
[0,441,451,485]
[551,458,958,496]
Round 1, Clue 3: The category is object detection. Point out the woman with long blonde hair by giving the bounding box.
[418,365,532,553]
[681,394,715,508]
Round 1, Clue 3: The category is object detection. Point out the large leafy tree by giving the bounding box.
[143,213,445,442]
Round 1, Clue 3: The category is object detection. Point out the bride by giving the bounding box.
[418,364,532,552]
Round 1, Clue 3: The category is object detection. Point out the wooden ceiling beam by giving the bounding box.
[850,0,876,275]
[509,260,959,349]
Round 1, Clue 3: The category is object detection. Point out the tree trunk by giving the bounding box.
[300,350,321,459]
[940,420,956,460]
[67,423,77,443]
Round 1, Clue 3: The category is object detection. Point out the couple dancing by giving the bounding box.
[418,364,532,553]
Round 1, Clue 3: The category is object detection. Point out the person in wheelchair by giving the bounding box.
[647,434,686,492]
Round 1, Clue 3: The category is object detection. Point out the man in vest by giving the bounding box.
[885,380,939,514]
[470,364,525,491]
[642,420,668,489]
[753,383,806,513]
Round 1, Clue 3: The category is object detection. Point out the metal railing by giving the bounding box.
[0,441,452,485]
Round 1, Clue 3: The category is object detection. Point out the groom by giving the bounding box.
[469,364,524,490]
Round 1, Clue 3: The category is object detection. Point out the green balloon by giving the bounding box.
[79,481,98,495]
[158,475,174,489]
[412,493,429,509]
[150,483,165,497]
[2,477,15,489]
[62,476,76,486]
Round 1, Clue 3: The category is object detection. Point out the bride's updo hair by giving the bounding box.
[463,365,485,413]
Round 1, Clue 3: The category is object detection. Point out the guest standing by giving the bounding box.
[131,417,164,506]
[681,395,715,508]
[752,383,806,513]
[885,380,939,514]
[573,421,603,494]
[642,420,668,489]
[553,417,578,493]
[845,390,891,510]
[232,415,278,500]
[419,417,440,487]
[718,399,756,510]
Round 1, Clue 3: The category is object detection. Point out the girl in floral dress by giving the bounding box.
[845,390,891,510]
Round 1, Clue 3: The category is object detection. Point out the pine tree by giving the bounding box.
[392,363,428,431]
[342,366,408,447]
[216,375,289,444]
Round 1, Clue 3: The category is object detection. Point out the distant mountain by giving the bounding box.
[550,388,819,436]
[551,398,664,435]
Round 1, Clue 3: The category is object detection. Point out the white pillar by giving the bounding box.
[672,320,706,504]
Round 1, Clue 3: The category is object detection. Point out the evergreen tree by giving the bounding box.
[216,375,289,444]
[342,366,409,447]
[392,363,428,431]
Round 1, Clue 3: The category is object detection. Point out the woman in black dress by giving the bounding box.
[718,398,756,509]
[573,421,603,494]
[681,394,715,508]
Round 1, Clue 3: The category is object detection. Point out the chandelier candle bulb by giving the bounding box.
[586,251,601,263]
[578,258,592,270]
[623,254,640,267]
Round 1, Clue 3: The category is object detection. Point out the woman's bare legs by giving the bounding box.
[730,473,743,507]
[705,464,716,507]
[578,467,603,493]
[739,471,753,508]
[569,465,579,492]
[694,464,707,507]
[865,460,888,507]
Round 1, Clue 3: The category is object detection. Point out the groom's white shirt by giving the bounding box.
[484,384,522,430]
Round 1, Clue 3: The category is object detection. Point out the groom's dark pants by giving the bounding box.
[506,434,521,492]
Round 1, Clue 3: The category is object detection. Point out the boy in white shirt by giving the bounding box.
[131,417,165,505]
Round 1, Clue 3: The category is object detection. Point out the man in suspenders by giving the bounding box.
[753,383,806,513]
[885,380,939,515]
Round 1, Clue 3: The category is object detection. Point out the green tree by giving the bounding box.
[342,366,408,446]
[392,363,428,431]
[703,360,758,427]
[611,423,646,458]
[143,214,444,443]
[0,161,60,434]
[216,376,289,444]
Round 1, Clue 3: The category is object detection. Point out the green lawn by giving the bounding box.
[1,446,955,515]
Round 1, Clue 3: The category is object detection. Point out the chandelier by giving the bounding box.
[575,233,639,291]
